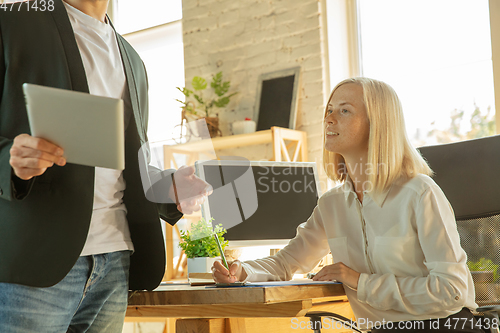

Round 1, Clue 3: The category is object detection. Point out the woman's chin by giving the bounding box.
[324,144,341,154]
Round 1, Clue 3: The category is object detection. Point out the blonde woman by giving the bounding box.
[212,78,480,332]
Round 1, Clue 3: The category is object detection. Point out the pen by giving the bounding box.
[214,233,231,276]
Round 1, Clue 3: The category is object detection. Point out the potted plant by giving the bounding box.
[179,218,229,274]
[467,258,500,301]
[176,72,237,138]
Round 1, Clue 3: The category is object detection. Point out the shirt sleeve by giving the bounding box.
[241,205,331,282]
[356,185,469,315]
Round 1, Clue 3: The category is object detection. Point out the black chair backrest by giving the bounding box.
[418,135,500,306]
[417,135,500,220]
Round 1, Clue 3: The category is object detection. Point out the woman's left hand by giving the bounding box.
[312,262,360,290]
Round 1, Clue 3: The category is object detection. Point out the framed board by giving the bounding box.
[254,67,301,131]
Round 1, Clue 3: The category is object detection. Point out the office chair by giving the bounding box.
[419,134,500,333]
[306,135,500,333]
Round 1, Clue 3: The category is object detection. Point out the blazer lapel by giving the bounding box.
[111,24,147,144]
[49,0,89,94]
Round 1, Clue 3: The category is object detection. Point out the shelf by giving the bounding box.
[167,129,274,152]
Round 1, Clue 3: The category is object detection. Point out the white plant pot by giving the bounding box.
[187,257,217,274]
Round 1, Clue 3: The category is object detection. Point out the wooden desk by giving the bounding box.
[126,283,353,332]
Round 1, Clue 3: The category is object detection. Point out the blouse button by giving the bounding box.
[455,296,460,300]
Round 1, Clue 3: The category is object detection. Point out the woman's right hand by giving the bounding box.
[211,260,247,283]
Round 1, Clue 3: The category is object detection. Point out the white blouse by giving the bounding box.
[241,174,477,329]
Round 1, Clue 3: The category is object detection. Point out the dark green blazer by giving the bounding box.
[0,0,182,290]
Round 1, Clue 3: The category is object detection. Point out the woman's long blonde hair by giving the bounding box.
[323,77,432,192]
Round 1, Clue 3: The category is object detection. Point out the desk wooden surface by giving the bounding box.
[127,283,349,319]
[126,283,352,332]
[128,283,345,307]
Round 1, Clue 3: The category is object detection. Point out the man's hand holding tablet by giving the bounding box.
[10,134,66,180]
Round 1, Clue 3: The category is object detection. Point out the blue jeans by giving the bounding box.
[0,251,131,333]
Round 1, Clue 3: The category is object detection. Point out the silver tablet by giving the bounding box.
[23,83,125,170]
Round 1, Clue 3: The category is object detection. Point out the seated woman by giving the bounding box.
[212,77,480,332]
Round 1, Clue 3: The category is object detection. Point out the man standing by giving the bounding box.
[0,0,209,331]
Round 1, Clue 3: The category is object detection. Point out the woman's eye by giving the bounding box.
[340,109,349,114]
[326,109,333,115]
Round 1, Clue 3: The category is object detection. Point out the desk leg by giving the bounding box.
[226,318,247,333]
[164,224,174,280]
[176,318,225,333]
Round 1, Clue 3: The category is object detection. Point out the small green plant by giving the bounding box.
[467,258,499,282]
[176,72,237,119]
[179,218,228,258]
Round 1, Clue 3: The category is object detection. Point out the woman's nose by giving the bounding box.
[325,114,337,124]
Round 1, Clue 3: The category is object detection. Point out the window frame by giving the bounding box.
[489,0,500,133]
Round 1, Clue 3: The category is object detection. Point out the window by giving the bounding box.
[109,0,185,146]
[111,0,182,34]
[327,0,497,146]
[122,22,185,145]
[359,0,495,146]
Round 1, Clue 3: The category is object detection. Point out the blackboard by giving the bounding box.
[254,67,300,131]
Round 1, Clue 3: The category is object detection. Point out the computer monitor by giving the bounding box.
[194,160,321,247]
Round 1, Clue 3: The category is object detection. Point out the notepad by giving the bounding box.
[245,280,339,286]
[188,273,215,286]
[210,280,340,288]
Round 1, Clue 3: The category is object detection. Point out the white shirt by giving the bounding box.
[241,174,477,328]
[64,2,134,255]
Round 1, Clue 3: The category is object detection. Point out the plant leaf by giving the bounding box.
[214,96,230,108]
[194,94,204,105]
[214,82,229,97]
[176,87,193,97]
[210,72,230,96]
[178,218,228,258]
[211,72,223,88]
[192,76,207,91]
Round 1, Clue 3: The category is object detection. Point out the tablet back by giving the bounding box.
[23,83,125,170]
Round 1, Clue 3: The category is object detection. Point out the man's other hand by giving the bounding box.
[169,165,212,214]
[9,134,66,180]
